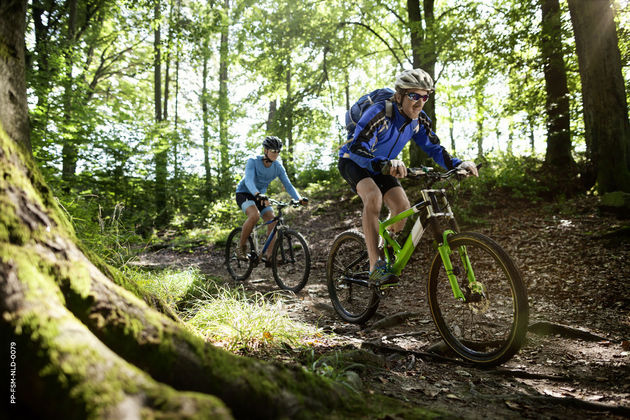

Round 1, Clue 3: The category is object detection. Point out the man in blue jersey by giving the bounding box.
[235,136,308,263]
[338,68,478,287]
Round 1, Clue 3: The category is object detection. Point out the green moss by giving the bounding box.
[3,259,231,418]
[1,122,76,237]
[0,248,65,306]
[0,198,31,245]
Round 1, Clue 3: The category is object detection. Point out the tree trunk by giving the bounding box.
[172,0,182,209]
[30,0,53,153]
[201,41,212,200]
[475,111,484,159]
[218,0,231,195]
[540,0,577,187]
[163,0,174,122]
[61,0,78,190]
[285,64,294,178]
[266,99,277,133]
[567,0,630,193]
[407,0,438,167]
[154,0,169,226]
[0,0,30,152]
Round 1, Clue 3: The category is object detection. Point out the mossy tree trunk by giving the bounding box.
[0,0,30,154]
[0,2,362,418]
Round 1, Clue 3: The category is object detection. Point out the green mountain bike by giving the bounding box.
[326,167,529,366]
[226,199,311,293]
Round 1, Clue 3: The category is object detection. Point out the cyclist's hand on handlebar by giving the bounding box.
[457,161,479,177]
[377,158,407,178]
[299,197,309,206]
[255,193,269,207]
[387,159,407,178]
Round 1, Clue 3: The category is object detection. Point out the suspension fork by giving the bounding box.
[437,230,481,301]
[437,230,465,300]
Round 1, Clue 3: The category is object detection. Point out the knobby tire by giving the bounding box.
[225,227,255,281]
[271,228,311,293]
[427,232,528,366]
[326,230,380,324]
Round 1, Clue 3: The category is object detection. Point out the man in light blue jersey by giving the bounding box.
[235,136,308,263]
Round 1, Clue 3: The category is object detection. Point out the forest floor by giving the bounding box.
[135,188,630,419]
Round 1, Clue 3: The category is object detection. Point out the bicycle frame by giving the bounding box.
[378,188,478,301]
[250,214,283,258]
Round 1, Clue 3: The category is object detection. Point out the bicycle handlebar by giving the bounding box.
[406,162,483,181]
[268,198,306,208]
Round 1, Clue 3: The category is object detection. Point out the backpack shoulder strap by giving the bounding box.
[385,100,393,119]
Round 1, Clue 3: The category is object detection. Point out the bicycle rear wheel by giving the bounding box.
[326,230,380,324]
[225,227,255,281]
[428,232,528,366]
[271,228,311,293]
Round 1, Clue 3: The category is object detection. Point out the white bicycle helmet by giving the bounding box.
[394,68,434,92]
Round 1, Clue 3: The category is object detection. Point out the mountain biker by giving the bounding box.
[338,68,478,287]
[235,136,308,264]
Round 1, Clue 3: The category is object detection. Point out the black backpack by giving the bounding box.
[344,88,394,139]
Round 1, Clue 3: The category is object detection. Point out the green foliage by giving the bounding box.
[446,154,549,225]
[184,284,324,353]
[24,0,626,244]
[303,350,365,392]
[295,165,341,189]
[58,194,146,267]
[124,264,326,354]
[489,154,549,200]
[125,266,215,310]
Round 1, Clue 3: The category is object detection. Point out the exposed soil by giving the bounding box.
[135,190,630,419]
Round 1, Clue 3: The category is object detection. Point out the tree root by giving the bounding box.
[521,395,630,417]
[528,321,612,342]
[361,338,464,365]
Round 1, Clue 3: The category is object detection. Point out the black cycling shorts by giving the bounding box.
[338,158,401,195]
[235,192,272,215]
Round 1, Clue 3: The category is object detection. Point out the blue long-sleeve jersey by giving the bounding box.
[236,156,301,200]
[339,101,461,174]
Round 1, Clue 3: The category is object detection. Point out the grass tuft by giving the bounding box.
[125,267,211,309]
[184,284,323,353]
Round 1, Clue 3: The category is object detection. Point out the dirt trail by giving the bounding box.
[136,193,630,419]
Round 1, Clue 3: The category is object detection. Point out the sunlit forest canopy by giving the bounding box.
[25,0,630,231]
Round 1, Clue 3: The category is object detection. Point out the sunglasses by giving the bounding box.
[406,92,430,102]
[267,149,281,154]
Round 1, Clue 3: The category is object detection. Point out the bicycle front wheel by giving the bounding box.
[326,230,380,324]
[225,227,255,281]
[428,232,529,366]
[271,228,311,293]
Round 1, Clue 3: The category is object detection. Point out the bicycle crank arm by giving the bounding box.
[340,276,370,287]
